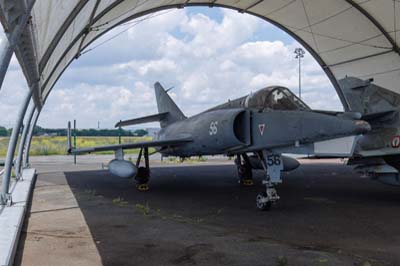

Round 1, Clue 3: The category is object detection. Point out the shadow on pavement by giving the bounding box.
[23,163,400,265]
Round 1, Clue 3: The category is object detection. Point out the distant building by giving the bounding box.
[42,133,58,137]
[145,128,160,138]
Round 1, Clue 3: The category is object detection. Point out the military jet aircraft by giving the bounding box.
[314,76,400,187]
[68,82,370,210]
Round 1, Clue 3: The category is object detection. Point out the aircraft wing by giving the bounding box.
[361,110,396,121]
[69,138,192,155]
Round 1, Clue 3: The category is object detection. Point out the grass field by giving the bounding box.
[0,136,153,156]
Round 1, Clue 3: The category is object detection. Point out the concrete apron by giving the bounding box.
[0,168,36,266]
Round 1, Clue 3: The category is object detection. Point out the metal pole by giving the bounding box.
[118,124,122,144]
[15,102,35,178]
[73,119,77,164]
[144,147,149,170]
[23,109,40,167]
[294,47,304,100]
[299,56,301,99]
[0,90,32,205]
[0,0,36,91]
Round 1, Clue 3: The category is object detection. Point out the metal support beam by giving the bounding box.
[39,2,350,112]
[0,0,36,92]
[0,90,32,205]
[327,50,394,68]
[0,40,13,90]
[15,102,35,178]
[23,109,40,168]
[208,0,218,7]
[344,0,400,55]
[239,0,264,13]
[76,0,101,58]
[39,0,90,73]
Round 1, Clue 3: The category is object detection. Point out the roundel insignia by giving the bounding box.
[391,136,400,148]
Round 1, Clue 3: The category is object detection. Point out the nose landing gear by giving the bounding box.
[256,184,280,211]
[255,151,283,211]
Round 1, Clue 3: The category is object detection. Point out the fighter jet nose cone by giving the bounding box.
[354,120,371,134]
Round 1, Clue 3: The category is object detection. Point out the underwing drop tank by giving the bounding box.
[108,159,138,178]
[248,155,300,171]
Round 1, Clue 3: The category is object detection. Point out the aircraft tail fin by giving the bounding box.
[338,77,400,117]
[154,82,186,128]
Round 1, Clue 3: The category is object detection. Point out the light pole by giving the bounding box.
[294,47,305,99]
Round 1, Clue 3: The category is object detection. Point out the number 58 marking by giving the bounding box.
[209,121,218,135]
[267,155,281,166]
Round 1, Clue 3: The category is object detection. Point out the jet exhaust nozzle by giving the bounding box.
[353,120,371,134]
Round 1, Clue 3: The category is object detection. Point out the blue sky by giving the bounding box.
[0,7,342,129]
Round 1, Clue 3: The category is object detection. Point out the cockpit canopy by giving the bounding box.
[207,85,310,112]
[244,86,310,111]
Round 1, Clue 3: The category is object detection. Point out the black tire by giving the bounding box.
[237,164,252,181]
[256,192,272,211]
[238,166,246,175]
[135,167,150,184]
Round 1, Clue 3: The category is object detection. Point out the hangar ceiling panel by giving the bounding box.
[38,1,97,81]
[332,51,400,84]
[356,0,399,38]
[1,0,400,111]
[31,0,81,60]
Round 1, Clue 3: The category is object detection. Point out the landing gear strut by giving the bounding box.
[135,147,150,191]
[235,154,254,186]
[255,151,282,211]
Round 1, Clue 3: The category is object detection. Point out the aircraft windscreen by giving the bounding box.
[246,87,310,111]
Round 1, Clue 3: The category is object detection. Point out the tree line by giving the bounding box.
[0,125,148,137]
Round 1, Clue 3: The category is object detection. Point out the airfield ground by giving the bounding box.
[11,155,400,266]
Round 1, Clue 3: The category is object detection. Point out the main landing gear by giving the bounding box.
[235,154,254,186]
[135,147,150,191]
[255,151,283,211]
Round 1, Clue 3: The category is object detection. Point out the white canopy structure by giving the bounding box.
[0,0,399,204]
[1,0,400,109]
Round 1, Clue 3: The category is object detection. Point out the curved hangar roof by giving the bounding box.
[1,0,400,110]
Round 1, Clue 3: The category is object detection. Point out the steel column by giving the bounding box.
[0,0,36,91]
[15,102,35,178]
[0,90,32,205]
[23,109,40,168]
[0,40,13,90]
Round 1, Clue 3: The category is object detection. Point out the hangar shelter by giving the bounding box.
[0,0,399,204]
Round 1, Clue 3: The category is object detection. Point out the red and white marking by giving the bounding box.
[391,135,400,148]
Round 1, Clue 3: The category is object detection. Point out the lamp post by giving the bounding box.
[294,47,305,99]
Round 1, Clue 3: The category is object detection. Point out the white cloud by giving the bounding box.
[0,7,343,129]
[39,82,157,128]
[131,59,178,76]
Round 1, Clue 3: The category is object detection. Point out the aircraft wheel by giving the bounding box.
[238,165,246,175]
[256,192,272,211]
[135,167,150,184]
[136,183,149,192]
[241,179,254,186]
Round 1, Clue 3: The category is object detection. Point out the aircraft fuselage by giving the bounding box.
[157,108,370,157]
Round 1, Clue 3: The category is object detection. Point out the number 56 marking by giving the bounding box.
[209,121,218,135]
